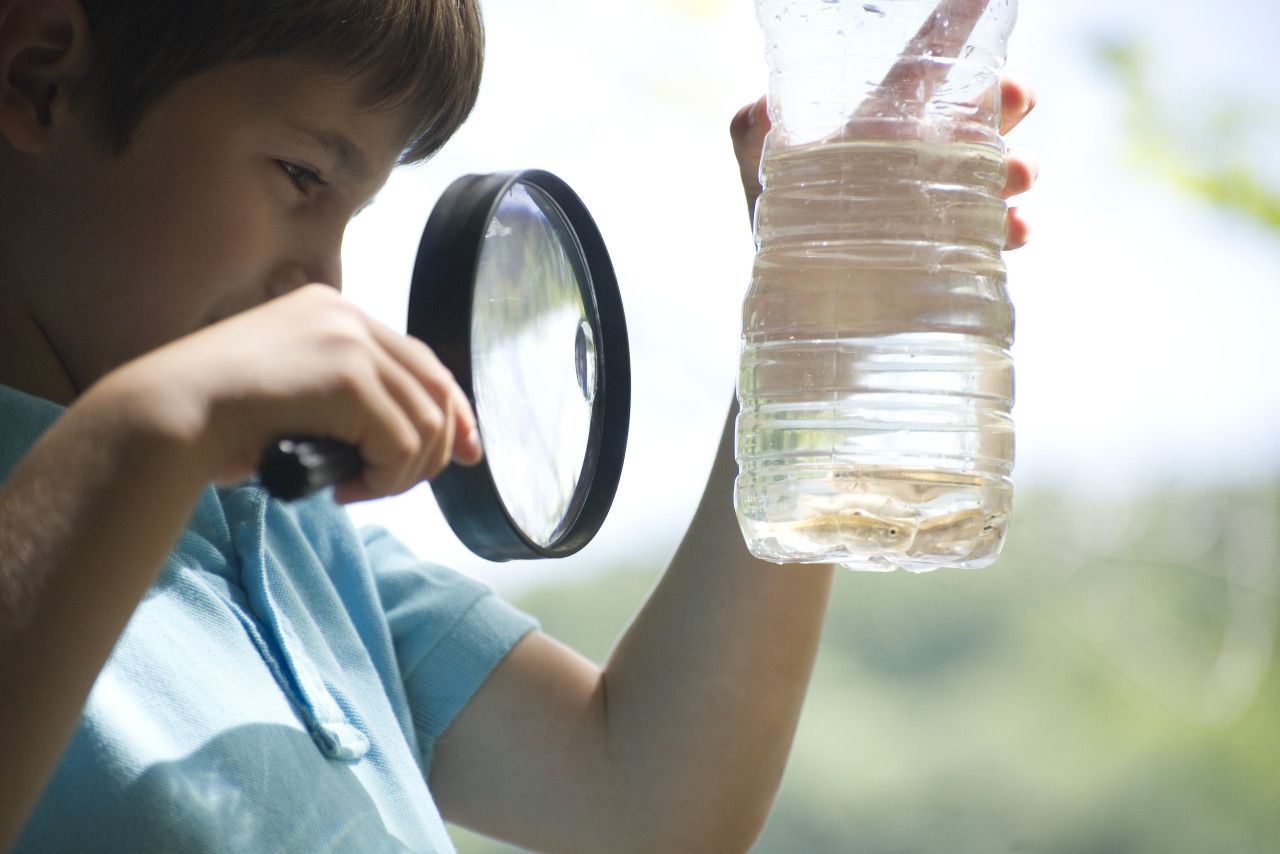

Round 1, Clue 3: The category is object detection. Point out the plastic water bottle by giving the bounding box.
[734,0,1018,572]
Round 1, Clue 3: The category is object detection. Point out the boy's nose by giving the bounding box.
[268,247,343,297]
[308,230,345,291]
[310,252,343,291]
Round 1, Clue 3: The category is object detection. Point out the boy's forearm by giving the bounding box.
[0,378,208,852]
[600,399,835,851]
[407,399,835,854]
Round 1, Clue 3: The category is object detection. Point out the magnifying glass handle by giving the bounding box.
[258,437,364,501]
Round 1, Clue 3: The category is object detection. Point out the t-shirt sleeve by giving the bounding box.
[359,525,538,770]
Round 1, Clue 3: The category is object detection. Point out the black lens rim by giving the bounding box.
[407,170,630,561]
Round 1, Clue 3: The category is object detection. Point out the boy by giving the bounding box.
[0,0,1037,851]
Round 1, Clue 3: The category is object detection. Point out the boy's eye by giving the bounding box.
[278,160,327,194]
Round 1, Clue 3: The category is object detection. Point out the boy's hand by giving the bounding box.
[0,287,479,846]
[729,74,1039,249]
[102,284,481,503]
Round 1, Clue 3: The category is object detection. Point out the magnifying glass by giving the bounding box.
[258,170,630,561]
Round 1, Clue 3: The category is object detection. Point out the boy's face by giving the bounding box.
[8,58,411,393]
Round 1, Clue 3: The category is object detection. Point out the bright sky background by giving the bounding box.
[341,0,1280,595]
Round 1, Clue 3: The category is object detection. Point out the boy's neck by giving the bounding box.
[0,290,78,405]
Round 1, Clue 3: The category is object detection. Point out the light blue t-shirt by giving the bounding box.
[2,385,537,853]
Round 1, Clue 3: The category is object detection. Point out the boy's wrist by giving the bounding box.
[75,358,221,496]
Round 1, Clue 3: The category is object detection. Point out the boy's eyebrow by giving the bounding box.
[284,121,372,181]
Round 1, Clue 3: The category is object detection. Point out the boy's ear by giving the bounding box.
[0,0,92,154]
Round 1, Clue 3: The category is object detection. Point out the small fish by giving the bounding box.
[833,467,984,486]
[908,509,1004,557]
[785,511,914,552]
[820,490,914,521]
[831,466,983,503]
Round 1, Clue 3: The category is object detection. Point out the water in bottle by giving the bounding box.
[734,0,1018,572]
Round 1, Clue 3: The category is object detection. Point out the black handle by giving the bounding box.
[258,438,364,501]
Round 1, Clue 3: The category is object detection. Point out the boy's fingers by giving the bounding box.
[858,0,989,119]
[729,96,767,169]
[452,417,484,466]
[999,72,1036,134]
[1003,207,1030,250]
[373,358,454,489]
[366,320,480,467]
[338,371,428,499]
[1002,146,1038,199]
[730,95,768,220]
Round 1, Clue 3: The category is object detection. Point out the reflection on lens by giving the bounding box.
[471,183,594,548]
[575,318,596,404]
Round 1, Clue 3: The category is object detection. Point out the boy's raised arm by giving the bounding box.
[429,75,1037,854]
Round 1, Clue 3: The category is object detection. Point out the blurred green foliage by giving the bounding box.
[451,483,1280,853]
[1098,40,1280,233]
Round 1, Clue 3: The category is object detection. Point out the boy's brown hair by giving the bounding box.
[76,0,484,164]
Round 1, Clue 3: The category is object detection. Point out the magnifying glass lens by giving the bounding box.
[472,183,594,548]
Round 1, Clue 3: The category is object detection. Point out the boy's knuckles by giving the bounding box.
[360,432,424,496]
[322,361,382,406]
[400,336,453,382]
[389,431,425,470]
[407,410,452,476]
[313,315,376,355]
[411,402,448,439]
[420,435,455,481]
